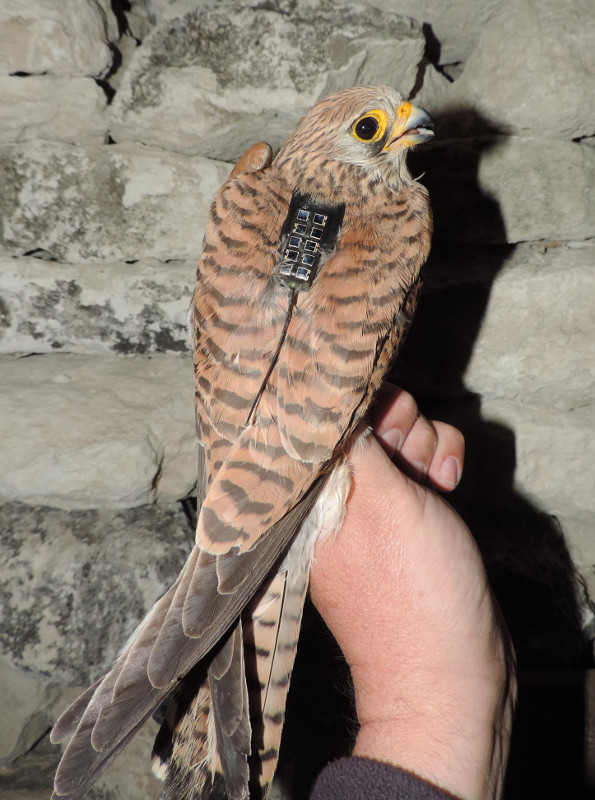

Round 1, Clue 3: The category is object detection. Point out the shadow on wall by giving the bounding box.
[403,106,589,673]
[404,107,592,800]
[276,107,592,800]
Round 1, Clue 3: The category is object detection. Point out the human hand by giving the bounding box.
[309,384,515,800]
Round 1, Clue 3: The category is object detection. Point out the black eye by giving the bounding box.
[354,116,379,141]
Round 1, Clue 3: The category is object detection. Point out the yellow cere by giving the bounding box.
[381,102,414,151]
[397,101,412,122]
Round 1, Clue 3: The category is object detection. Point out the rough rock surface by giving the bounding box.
[479,398,594,523]
[0,0,118,78]
[415,136,595,243]
[0,141,230,262]
[109,1,424,160]
[0,657,64,763]
[417,242,595,411]
[141,0,500,65]
[0,253,195,355]
[396,239,595,559]
[0,76,108,145]
[450,0,595,139]
[0,501,192,683]
[0,353,196,508]
[361,0,501,64]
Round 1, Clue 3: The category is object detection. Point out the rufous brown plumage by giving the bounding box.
[51,84,434,800]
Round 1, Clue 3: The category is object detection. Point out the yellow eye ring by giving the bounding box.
[352,109,388,143]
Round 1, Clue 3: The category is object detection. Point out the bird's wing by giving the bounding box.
[208,619,251,798]
[52,136,432,800]
[191,182,426,561]
[176,178,430,800]
[51,474,325,800]
[190,162,333,561]
[51,147,330,800]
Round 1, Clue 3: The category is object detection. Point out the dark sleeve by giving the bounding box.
[309,757,463,800]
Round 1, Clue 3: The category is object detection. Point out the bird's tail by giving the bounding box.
[153,551,310,800]
[246,562,310,797]
[50,541,289,800]
[154,631,248,800]
[51,478,326,800]
[153,666,219,799]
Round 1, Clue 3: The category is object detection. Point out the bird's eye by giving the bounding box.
[355,117,379,140]
[352,109,387,143]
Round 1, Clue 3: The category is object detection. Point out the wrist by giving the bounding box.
[351,656,513,800]
[353,715,484,800]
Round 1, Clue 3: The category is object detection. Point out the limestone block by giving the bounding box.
[463,242,595,411]
[358,0,501,64]
[0,76,107,145]
[0,657,63,763]
[578,568,595,656]
[108,32,145,93]
[0,501,192,683]
[0,729,61,796]
[401,242,595,412]
[0,353,197,508]
[451,0,595,139]
[0,0,118,78]
[480,398,595,522]
[144,0,498,65]
[417,136,595,243]
[117,2,154,45]
[397,242,594,537]
[108,1,424,161]
[477,138,595,242]
[0,141,230,262]
[0,254,194,355]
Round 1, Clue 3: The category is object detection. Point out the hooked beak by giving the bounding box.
[383,102,435,150]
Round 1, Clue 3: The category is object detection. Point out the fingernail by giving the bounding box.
[440,456,461,488]
[379,427,403,456]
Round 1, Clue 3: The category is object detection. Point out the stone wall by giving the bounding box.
[0,1,594,798]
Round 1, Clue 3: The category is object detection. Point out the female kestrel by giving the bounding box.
[52,84,434,800]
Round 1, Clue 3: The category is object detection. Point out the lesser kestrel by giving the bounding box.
[52,84,434,800]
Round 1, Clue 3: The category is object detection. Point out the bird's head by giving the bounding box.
[274,85,434,198]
